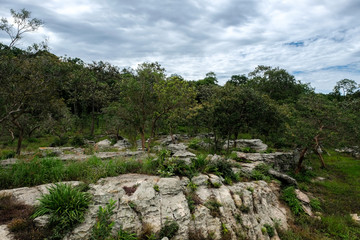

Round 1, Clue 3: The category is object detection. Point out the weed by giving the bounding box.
[263,224,275,237]
[246,187,254,193]
[70,135,85,147]
[239,205,250,213]
[0,149,16,159]
[32,183,91,240]
[224,176,233,185]
[159,220,179,239]
[234,214,242,224]
[188,138,201,150]
[90,199,116,240]
[205,198,222,217]
[153,184,159,192]
[187,181,198,192]
[128,201,137,210]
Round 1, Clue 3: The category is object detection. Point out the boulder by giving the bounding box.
[167,143,187,152]
[96,139,112,148]
[224,139,268,152]
[268,169,298,186]
[113,139,131,150]
[295,189,310,204]
[0,225,12,240]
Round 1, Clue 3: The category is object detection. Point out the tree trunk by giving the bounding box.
[8,129,15,143]
[314,133,326,169]
[16,128,24,155]
[227,132,231,153]
[90,101,95,136]
[140,127,146,151]
[295,147,308,174]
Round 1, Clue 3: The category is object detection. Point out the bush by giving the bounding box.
[188,138,201,150]
[70,135,85,147]
[50,136,68,147]
[310,198,322,211]
[32,183,91,240]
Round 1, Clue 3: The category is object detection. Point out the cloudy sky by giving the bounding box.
[1,0,360,92]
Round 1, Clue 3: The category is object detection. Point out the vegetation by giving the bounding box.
[31,183,91,240]
[1,8,360,240]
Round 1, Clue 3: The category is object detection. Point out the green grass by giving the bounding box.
[283,151,360,240]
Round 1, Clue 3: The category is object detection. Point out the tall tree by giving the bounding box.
[0,9,43,48]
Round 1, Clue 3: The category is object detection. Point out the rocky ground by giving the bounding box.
[0,136,316,240]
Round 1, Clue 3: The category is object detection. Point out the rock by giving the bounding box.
[159,135,179,145]
[96,139,112,148]
[161,238,169,240]
[1,175,289,240]
[209,154,223,163]
[268,169,298,186]
[167,143,187,152]
[0,158,18,166]
[0,225,12,240]
[113,139,131,150]
[34,215,49,227]
[350,213,360,223]
[224,139,268,152]
[295,189,310,203]
[302,204,313,216]
[173,150,196,158]
[232,151,299,172]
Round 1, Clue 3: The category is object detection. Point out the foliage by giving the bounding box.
[32,183,91,240]
[263,224,275,237]
[90,199,116,240]
[205,198,222,217]
[310,198,322,211]
[281,186,303,215]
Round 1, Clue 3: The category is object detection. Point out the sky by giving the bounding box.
[1,0,360,93]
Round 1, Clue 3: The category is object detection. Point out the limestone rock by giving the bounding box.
[350,213,360,223]
[113,139,131,150]
[225,139,268,152]
[168,143,187,152]
[173,150,196,159]
[0,225,12,240]
[268,169,298,186]
[96,139,112,148]
[295,189,310,203]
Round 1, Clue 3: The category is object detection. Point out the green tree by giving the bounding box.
[0,8,43,48]
[0,50,66,154]
[248,65,312,103]
[332,79,358,97]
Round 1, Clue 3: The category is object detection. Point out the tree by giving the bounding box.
[226,74,248,86]
[332,79,358,97]
[0,9,44,48]
[248,65,312,103]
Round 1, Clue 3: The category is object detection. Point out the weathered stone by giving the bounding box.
[168,143,187,152]
[0,174,289,240]
[295,189,310,203]
[350,213,360,223]
[225,139,268,152]
[113,139,131,150]
[96,139,112,148]
[173,150,196,158]
[34,215,49,227]
[0,225,12,240]
[302,204,313,216]
[268,169,298,186]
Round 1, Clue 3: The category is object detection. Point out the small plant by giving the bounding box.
[70,135,85,147]
[281,186,303,215]
[239,205,250,213]
[153,184,160,192]
[8,218,28,232]
[224,176,233,185]
[90,199,116,240]
[221,222,229,235]
[128,201,137,212]
[234,214,242,224]
[115,227,138,240]
[263,224,275,237]
[187,181,198,192]
[32,183,91,240]
[0,149,16,159]
[246,187,254,193]
[159,220,179,239]
[205,198,222,217]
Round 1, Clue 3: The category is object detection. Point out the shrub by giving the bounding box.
[32,183,91,240]
[50,136,68,147]
[153,184,160,192]
[70,135,85,147]
[281,186,303,215]
[90,199,116,240]
[114,227,138,240]
[159,220,179,239]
